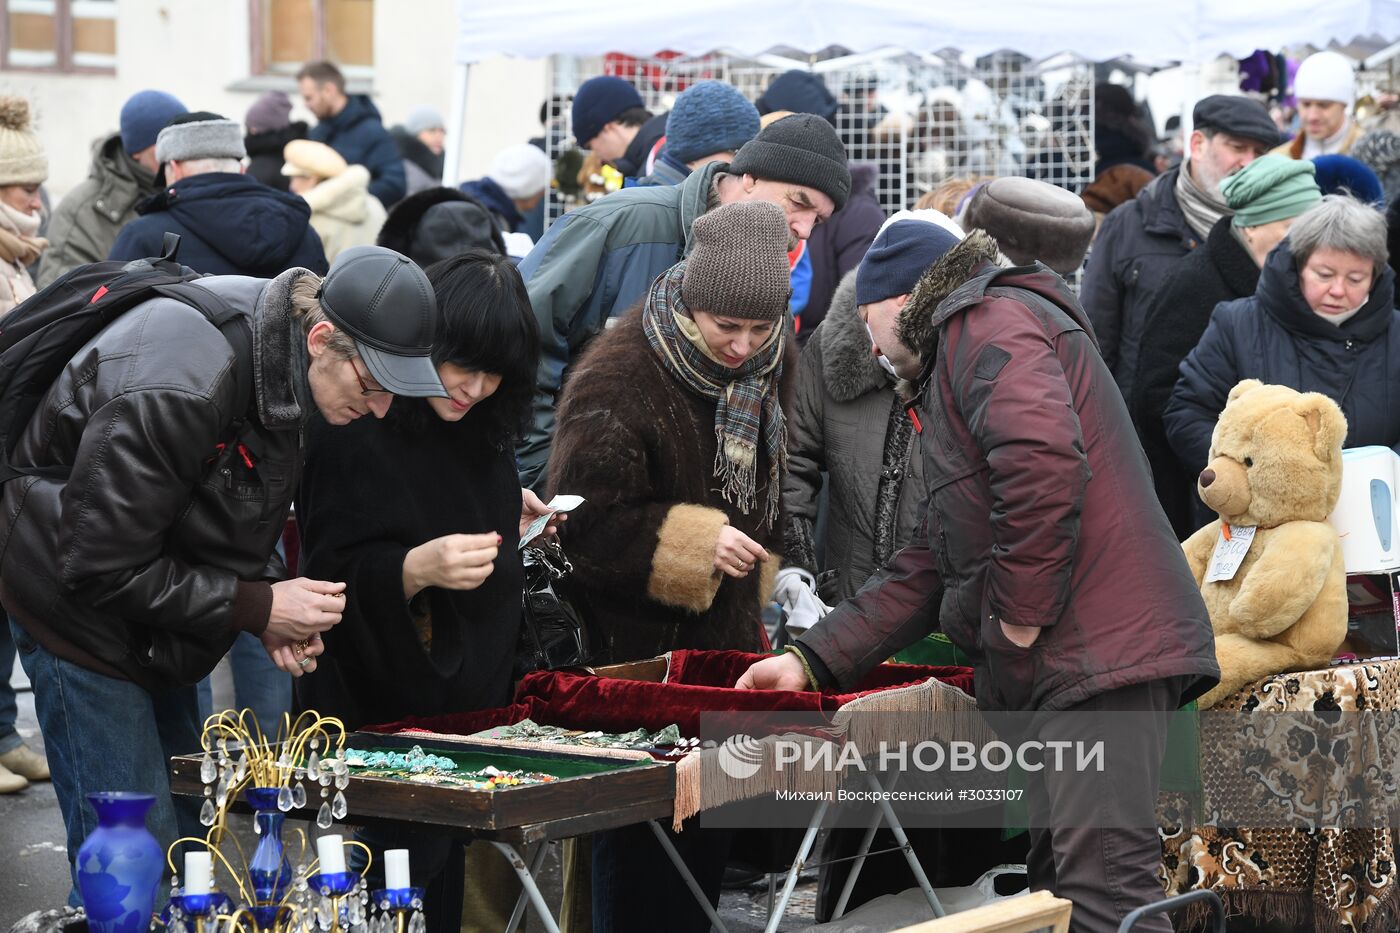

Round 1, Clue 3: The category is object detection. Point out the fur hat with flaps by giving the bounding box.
[681,200,791,320]
[0,98,47,187]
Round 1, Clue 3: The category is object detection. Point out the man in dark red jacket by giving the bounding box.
[743,219,1218,932]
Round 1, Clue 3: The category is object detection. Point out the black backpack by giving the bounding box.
[0,233,253,484]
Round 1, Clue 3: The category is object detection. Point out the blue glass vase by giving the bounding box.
[245,787,292,905]
[76,792,163,933]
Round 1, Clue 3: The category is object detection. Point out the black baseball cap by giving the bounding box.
[317,246,447,398]
[1192,95,1282,149]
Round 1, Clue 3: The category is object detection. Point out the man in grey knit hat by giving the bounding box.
[517,110,851,488]
[109,111,327,276]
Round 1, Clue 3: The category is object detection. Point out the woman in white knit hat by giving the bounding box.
[282,138,387,262]
[0,97,52,795]
[0,97,48,317]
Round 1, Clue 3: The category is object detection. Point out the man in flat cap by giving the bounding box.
[1081,94,1280,403]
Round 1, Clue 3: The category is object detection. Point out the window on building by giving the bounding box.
[2,0,116,72]
[251,0,372,78]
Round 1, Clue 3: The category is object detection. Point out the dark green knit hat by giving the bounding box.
[1221,155,1322,228]
[725,113,851,210]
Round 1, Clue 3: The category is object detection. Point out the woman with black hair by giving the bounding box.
[294,248,544,928]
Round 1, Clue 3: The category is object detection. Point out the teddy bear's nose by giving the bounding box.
[1199,469,1216,488]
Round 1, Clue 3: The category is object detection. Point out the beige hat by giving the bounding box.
[281,138,347,179]
[0,98,47,186]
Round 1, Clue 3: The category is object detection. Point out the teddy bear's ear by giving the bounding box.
[1227,379,1264,404]
[1293,392,1348,462]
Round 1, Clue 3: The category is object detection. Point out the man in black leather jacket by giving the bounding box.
[0,245,447,902]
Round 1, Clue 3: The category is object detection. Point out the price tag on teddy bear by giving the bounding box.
[1205,523,1257,583]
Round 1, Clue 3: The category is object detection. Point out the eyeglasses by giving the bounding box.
[349,357,391,396]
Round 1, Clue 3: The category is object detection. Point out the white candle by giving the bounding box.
[316,835,346,875]
[384,849,411,890]
[184,850,212,896]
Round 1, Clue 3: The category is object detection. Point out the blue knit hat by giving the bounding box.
[571,76,644,148]
[856,217,962,305]
[120,89,186,155]
[664,81,759,165]
[1311,154,1385,207]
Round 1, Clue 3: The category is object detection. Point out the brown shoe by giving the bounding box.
[0,744,50,782]
[0,762,28,794]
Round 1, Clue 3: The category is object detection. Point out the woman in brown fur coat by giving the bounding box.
[547,198,797,667]
[547,198,798,933]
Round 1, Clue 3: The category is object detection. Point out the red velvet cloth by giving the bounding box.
[366,649,974,737]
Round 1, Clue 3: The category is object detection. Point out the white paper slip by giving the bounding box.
[519,495,587,548]
[1204,524,1257,583]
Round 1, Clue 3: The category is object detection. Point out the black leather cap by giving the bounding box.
[1192,95,1282,148]
[317,245,446,397]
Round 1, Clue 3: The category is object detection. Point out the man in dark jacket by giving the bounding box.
[299,60,406,206]
[741,222,1218,933]
[754,69,886,337]
[517,113,852,487]
[570,75,666,179]
[2,246,448,902]
[1081,95,1279,401]
[36,89,186,287]
[109,113,328,276]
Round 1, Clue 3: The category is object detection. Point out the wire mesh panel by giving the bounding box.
[542,48,1095,232]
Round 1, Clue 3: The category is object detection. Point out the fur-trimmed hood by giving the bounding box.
[817,268,889,402]
[895,229,1004,358]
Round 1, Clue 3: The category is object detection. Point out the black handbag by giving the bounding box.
[515,539,592,680]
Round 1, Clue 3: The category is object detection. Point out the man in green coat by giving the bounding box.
[517,112,851,487]
[37,90,186,288]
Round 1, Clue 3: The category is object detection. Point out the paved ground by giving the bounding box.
[0,660,820,931]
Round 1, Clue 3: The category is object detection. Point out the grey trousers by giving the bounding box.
[1023,678,1182,933]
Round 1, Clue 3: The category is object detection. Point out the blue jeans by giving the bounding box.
[9,617,203,906]
[196,631,291,730]
[0,615,19,754]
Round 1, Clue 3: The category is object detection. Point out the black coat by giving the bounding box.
[1165,240,1400,487]
[295,406,524,731]
[1080,165,1202,400]
[801,163,885,339]
[614,112,668,180]
[0,272,314,689]
[245,122,309,192]
[109,173,328,276]
[1132,217,1261,538]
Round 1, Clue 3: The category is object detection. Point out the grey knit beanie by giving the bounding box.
[682,200,791,321]
[156,113,246,164]
[725,113,851,211]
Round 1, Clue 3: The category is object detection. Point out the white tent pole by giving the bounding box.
[444,61,471,187]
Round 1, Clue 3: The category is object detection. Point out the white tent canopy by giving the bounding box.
[454,0,1400,64]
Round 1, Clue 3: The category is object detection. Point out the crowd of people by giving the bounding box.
[1,46,1399,933]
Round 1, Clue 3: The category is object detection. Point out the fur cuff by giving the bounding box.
[648,504,727,613]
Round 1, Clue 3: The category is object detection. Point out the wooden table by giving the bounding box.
[170,732,680,933]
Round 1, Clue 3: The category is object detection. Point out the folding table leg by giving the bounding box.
[763,800,829,933]
[644,820,731,933]
[490,841,562,933]
[862,771,944,918]
[503,841,551,933]
[832,768,907,920]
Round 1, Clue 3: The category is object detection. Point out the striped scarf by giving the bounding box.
[642,262,787,528]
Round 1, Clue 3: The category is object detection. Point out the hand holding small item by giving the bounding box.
[714,526,768,579]
[403,532,499,597]
[520,487,567,545]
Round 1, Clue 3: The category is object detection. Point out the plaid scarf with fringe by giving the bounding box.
[642,262,787,528]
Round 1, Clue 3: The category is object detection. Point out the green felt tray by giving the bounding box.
[351,744,651,780]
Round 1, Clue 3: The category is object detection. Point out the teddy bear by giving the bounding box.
[1182,379,1350,709]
